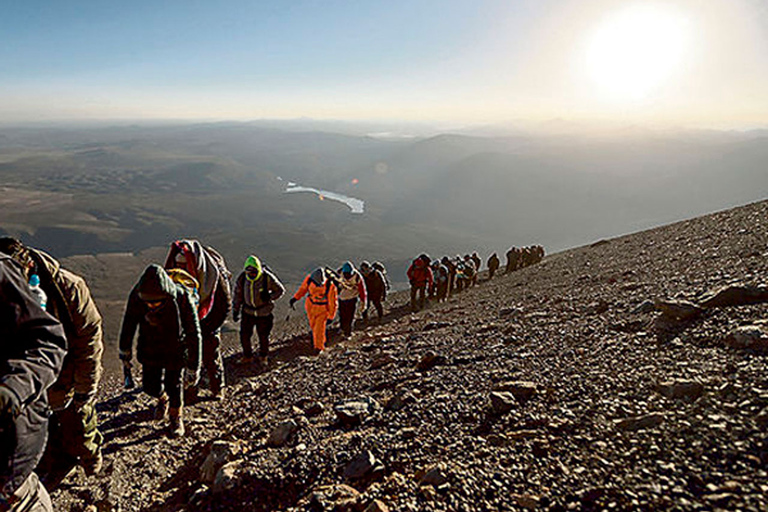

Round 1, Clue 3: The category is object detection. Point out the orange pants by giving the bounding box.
[308,312,330,350]
[306,304,332,350]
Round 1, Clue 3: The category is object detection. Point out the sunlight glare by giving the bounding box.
[586,5,689,101]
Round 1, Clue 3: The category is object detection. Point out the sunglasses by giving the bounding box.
[145,300,164,309]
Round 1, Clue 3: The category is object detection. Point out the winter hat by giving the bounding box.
[138,264,174,302]
[310,268,326,286]
[341,261,353,274]
[244,255,263,281]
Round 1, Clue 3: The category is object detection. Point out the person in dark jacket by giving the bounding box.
[232,255,285,366]
[336,261,367,338]
[431,260,449,302]
[359,261,386,322]
[470,252,481,285]
[406,254,433,312]
[0,238,104,483]
[119,265,201,437]
[0,254,67,512]
[441,256,457,297]
[164,240,230,402]
[487,253,500,280]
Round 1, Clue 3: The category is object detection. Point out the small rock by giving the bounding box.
[370,353,397,369]
[512,493,540,509]
[344,451,384,480]
[334,397,380,425]
[499,307,524,317]
[422,321,451,331]
[724,325,768,350]
[310,484,361,511]
[754,408,768,428]
[364,499,390,512]
[416,352,447,371]
[385,390,415,412]
[200,441,240,484]
[419,464,449,487]
[654,300,702,321]
[297,399,324,417]
[490,392,516,415]
[493,381,537,403]
[587,299,610,315]
[655,380,705,401]
[615,413,665,431]
[266,419,298,447]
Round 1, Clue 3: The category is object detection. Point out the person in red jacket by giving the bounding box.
[406,254,433,312]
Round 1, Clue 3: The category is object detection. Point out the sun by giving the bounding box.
[586,4,689,101]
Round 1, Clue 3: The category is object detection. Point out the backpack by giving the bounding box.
[167,268,200,309]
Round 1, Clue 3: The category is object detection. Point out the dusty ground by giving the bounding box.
[50,199,768,511]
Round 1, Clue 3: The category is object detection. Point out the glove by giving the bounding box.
[289,297,297,310]
[233,310,240,323]
[0,385,21,421]
[184,368,200,387]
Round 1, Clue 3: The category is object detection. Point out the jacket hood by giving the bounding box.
[31,249,61,279]
[137,264,176,301]
[309,268,326,286]
[244,255,263,281]
[341,261,353,274]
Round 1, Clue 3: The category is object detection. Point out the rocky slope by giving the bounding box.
[51,199,768,511]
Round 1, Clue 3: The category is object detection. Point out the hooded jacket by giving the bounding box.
[293,269,338,318]
[0,255,67,495]
[164,240,229,320]
[362,268,386,301]
[233,256,285,317]
[337,265,367,304]
[119,265,201,371]
[407,258,434,288]
[28,248,103,410]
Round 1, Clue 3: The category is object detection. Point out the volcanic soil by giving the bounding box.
[51,199,768,511]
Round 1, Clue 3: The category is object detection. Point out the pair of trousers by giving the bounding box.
[363,297,383,320]
[40,402,102,475]
[338,298,357,337]
[142,365,183,408]
[240,313,274,357]
[202,330,224,392]
[410,285,427,311]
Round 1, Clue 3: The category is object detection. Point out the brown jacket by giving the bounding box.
[30,249,103,410]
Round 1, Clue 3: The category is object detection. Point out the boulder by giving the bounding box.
[213,460,246,494]
[266,419,299,447]
[343,451,384,480]
[700,285,768,308]
[334,397,380,425]
[490,392,516,415]
[200,441,240,484]
[724,325,768,350]
[655,300,703,321]
[632,300,656,314]
[493,381,537,403]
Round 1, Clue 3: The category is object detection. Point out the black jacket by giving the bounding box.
[119,265,201,371]
[0,255,67,495]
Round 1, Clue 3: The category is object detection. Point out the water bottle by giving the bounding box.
[28,274,47,310]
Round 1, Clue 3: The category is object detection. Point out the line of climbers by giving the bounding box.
[0,235,543,511]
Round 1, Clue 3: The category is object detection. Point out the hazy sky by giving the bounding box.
[2,0,767,127]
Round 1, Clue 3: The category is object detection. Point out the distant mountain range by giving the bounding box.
[1,121,766,291]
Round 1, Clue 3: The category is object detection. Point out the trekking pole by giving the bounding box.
[123,362,135,390]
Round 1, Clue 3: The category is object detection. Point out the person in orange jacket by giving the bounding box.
[290,268,338,352]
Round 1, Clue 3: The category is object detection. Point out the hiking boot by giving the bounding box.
[185,386,199,405]
[169,407,185,438]
[212,387,225,401]
[81,448,103,476]
[154,394,169,422]
[240,354,254,364]
[258,355,269,367]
